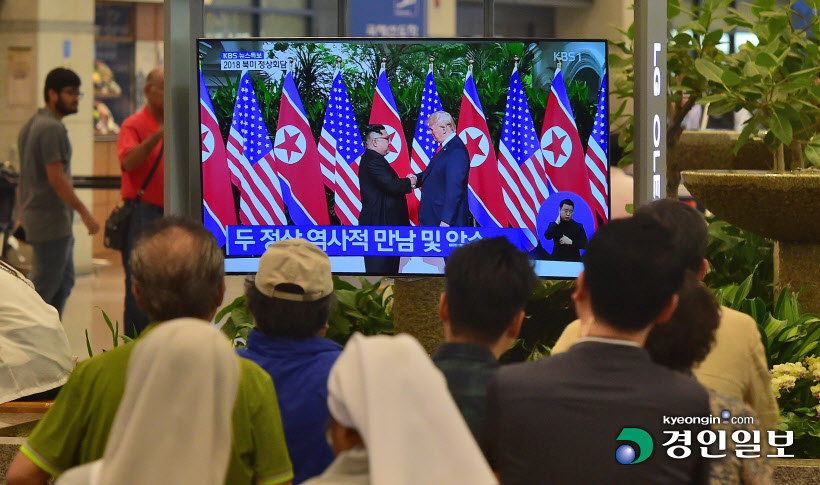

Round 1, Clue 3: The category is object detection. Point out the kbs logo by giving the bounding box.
[553,51,584,62]
[616,428,654,465]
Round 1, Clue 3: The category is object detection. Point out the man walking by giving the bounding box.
[17,67,99,316]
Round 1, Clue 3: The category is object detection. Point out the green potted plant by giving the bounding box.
[679,0,820,315]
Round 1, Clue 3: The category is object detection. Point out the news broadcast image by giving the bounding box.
[197,38,609,277]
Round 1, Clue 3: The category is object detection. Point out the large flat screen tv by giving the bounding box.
[197,38,609,277]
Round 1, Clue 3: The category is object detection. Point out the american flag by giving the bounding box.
[585,74,609,226]
[409,65,443,225]
[226,72,287,226]
[318,70,364,225]
[498,66,550,249]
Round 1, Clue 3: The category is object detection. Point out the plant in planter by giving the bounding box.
[694,0,820,169]
[215,276,394,348]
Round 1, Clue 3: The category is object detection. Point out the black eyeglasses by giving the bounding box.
[61,88,83,99]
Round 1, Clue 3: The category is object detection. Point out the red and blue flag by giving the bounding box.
[457,66,506,228]
[540,67,595,213]
[199,69,237,246]
[273,72,330,226]
[369,61,413,223]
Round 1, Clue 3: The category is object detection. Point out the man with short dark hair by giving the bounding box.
[7,217,294,485]
[483,216,710,485]
[358,124,413,274]
[543,198,587,262]
[17,67,100,316]
[553,199,778,431]
[433,237,537,440]
[240,238,343,484]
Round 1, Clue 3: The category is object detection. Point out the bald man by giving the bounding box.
[117,67,165,337]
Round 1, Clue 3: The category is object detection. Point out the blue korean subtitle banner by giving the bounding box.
[226,226,530,257]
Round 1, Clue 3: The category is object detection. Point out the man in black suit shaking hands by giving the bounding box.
[408,111,470,227]
[358,124,413,274]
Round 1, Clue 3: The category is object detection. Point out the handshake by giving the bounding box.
[406,174,417,189]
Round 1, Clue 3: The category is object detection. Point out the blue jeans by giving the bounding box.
[121,201,163,337]
[30,235,75,318]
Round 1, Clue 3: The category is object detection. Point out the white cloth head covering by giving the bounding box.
[99,318,240,485]
[327,333,497,485]
[0,260,73,403]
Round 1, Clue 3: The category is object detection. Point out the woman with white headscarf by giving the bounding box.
[304,333,497,485]
[56,318,240,485]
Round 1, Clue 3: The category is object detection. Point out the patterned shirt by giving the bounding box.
[433,342,499,440]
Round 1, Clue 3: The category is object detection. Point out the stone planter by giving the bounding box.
[681,170,820,314]
[667,131,777,197]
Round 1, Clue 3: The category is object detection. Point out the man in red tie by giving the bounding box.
[409,111,470,227]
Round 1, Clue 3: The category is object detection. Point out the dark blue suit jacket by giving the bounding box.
[416,135,470,226]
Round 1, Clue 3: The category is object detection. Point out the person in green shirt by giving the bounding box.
[7,217,294,485]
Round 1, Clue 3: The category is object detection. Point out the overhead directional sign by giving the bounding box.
[350,0,426,37]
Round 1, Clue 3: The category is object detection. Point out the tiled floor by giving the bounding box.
[63,252,246,360]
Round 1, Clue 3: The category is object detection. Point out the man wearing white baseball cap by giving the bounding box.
[239,238,343,484]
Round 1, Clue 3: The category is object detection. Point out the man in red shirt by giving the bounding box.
[117,68,164,336]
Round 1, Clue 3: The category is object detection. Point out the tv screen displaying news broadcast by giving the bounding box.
[197,38,609,277]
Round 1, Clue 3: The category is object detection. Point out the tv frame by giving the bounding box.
[197,36,610,279]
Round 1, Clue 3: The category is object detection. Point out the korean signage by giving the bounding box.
[633,0,666,205]
[349,0,426,37]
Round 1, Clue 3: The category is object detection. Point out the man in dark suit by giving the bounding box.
[358,124,413,274]
[483,215,711,485]
[409,111,470,227]
[543,198,588,261]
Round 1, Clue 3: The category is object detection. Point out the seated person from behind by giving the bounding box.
[643,274,773,485]
[0,260,73,403]
[433,236,537,440]
[55,319,243,485]
[551,199,778,432]
[6,216,293,485]
[543,199,587,262]
[239,238,343,484]
[304,333,496,485]
[483,215,711,485]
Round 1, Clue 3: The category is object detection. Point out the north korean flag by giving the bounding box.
[457,67,506,228]
[199,69,237,246]
[540,67,595,207]
[369,61,415,223]
[273,72,330,226]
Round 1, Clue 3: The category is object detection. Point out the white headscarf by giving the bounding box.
[327,333,497,485]
[59,318,240,485]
